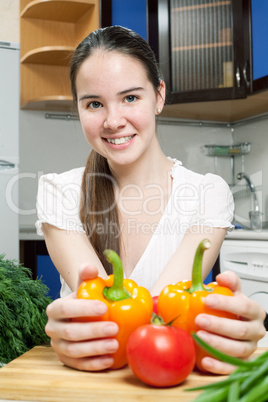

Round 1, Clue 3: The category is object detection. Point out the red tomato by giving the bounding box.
[126,324,196,387]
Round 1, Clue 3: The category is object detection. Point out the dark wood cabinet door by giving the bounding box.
[148,0,251,104]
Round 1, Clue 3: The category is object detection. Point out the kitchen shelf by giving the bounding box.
[173,42,232,52]
[173,1,231,12]
[20,63,72,110]
[20,0,96,22]
[203,142,251,156]
[20,0,99,111]
[21,46,74,65]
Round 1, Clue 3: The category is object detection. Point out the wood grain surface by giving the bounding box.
[0,346,266,402]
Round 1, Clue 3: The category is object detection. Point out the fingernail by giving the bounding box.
[101,357,114,368]
[105,339,118,352]
[196,315,211,328]
[93,302,107,315]
[104,324,118,336]
[197,330,211,343]
[203,358,213,369]
[205,294,218,307]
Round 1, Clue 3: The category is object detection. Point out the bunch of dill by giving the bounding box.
[0,254,52,365]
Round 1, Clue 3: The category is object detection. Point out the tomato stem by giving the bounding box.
[151,312,180,326]
[187,239,211,294]
[103,249,131,301]
[150,312,166,325]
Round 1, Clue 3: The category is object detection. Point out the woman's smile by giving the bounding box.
[104,134,136,149]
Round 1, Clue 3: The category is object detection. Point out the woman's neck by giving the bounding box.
[108,138,173,190]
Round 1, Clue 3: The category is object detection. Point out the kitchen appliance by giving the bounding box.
[0,41,20,261]
[220,239,268,346]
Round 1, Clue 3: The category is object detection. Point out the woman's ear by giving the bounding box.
[156,80,166,113]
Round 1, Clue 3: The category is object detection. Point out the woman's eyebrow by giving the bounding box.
[118,87,144,95]
[79,94,100,101]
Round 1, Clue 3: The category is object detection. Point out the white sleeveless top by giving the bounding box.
[36,159,234,297]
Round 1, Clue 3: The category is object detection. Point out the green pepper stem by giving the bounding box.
[103,249,131,302]
[187,239,211,294]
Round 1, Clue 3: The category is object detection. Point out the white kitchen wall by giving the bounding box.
[233,118,268,224]
[19,111,89,228]
[0,0,19,43]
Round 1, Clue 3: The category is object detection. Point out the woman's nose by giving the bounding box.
[103,107,126,130]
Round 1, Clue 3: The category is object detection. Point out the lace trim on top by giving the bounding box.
[167,157,182,181]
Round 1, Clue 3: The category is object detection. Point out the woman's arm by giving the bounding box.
[151,226,227,296]
[42,222,107,291]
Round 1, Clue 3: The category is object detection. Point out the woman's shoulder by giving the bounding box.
[40,167,85,186]
[170,158,228,187]
[36,167,86,235]
[38,167,85,194]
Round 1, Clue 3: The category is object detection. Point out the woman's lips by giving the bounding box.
[106,135,135,145]
[104,134,136,149]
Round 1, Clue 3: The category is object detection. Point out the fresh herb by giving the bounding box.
[0,255,52,365]
[185,333,268,402]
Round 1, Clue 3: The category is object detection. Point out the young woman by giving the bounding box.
[36,26,266,374]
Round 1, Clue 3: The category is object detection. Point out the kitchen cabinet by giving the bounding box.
[20,240,61,300]
[101,0,268,122]
[147,0,268,122]
[20,0,99,111]
[148,0,251,104]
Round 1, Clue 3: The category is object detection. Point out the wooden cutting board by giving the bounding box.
[0,346,266,402]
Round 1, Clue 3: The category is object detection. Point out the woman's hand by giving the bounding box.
[195,270,267,374]
[45,265,119,371]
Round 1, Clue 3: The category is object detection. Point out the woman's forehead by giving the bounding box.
[80,49,146,74]
[77,50,148,87]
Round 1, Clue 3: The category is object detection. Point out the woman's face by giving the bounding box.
[75,50,165,167]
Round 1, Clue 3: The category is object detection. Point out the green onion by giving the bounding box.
[238,375,268,402]
[186,372,249,392]
[240,358,268,394]
[185,333,268,402]
[227,380,240,401]
[192,333,259,368]
[191,385,229,402]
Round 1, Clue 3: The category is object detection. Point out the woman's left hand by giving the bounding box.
[195,270,267,374]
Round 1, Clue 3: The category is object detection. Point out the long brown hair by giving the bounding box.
[69,26,162,274]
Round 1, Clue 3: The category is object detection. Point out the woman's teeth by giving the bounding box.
[107,135,134,145]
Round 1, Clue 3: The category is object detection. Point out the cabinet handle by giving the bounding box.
[236,66,241,88]
[243,61,250,88]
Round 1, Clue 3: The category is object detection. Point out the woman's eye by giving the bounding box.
[88,101,102,109]
[125,95,137,103]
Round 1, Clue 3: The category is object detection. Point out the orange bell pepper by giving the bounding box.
[76,249,153,369]
[157,239,236,372]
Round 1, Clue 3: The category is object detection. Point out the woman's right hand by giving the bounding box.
[45,265,119,371]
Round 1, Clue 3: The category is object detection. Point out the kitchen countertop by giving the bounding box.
[20,225,43,241]
[20,225,268,242]
[226,228,268,241]
[0,345,267,402]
